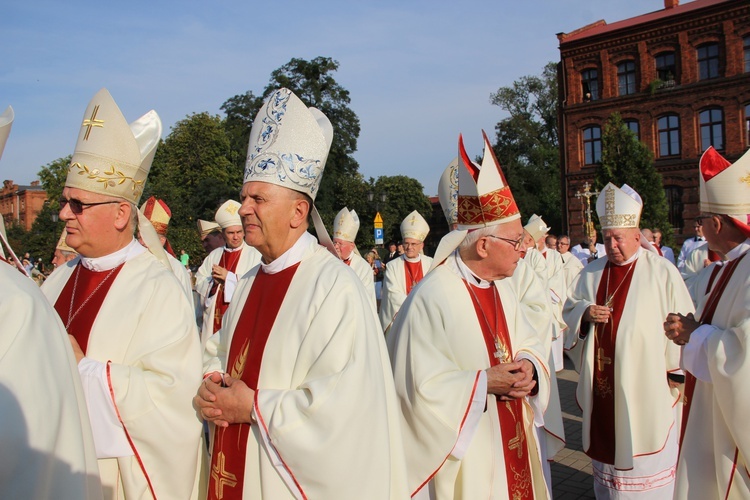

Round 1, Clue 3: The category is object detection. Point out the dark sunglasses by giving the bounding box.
[59,197,120,215]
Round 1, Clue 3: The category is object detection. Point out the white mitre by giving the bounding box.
[215,200,242,229]
[197,219,221,239]
[699,146,750,236]
[524,214,551,242]
[0,105,14,161]
[66,88,162,205]
[596,183,642,230]
[333,208,360,243]
[400,210,430,242]
[438,157,459,227]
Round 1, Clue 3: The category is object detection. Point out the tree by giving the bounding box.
[221,57,361,221]
[596,113,673,246]
[490,62,562,232]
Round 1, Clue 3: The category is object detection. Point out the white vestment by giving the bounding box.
[345,252,376,310]
[387,251,551,499]
[539,248,568,372]
[560,250,585,289]
[379,254,433,330]
[677,236,706,268]
[195,243,261,345]
[168,252,194,303]
[660,245,675,265]
[204,233,408,499]
[563,249,694,497]
[676,240,750,499]
[0,262,102,500]
[42,249,205,500]
[679,242,713,303]
[571,242,607,266]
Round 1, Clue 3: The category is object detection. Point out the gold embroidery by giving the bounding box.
[510,463,532,500]
[741,172,750,187]
[508,421,525,459]
[594,375,613,398]
[596,347,612,372]
[230,339,250,380]
[211,451,238,499]
[69,162,145,197]
[494,337,511,364]
[81,104,104,140]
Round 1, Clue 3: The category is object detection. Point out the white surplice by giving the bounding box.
[379,254,432,330]
[345,251,376,310]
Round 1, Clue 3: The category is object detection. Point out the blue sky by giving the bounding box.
[2,0,664,196]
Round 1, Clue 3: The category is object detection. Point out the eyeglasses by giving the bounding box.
[402,242,423,248]
[695,215,712,227]
[59,197,120,215]
[486,234,524,251]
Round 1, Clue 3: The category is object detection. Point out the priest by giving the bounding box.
[563,183,693,499]
[379,210,433,330]
[332,207,376,308]
[198,219,224,254]
[195,88,407,499]
[557,234,584,287]
[41,89,205,499]
[194,200,261,345]
[665,146,750,498]
[388,131,550,499]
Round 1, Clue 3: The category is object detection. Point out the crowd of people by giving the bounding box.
[1,88,748,500]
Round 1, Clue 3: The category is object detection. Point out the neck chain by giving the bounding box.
[466,282,510,364]
[603,260,636,310]
[66,264,121,329]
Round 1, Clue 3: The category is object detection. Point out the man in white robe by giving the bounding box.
[390,131,550,499]
[332,207,376,308]
[676,221,706,269]
[195,200,261,345]
[571,231,606,265]
[195,88,407,499]
[379,210,433,330]
[41,89,205,499]
[564,183,693,499]
[557,234,584,287]
[665,146,750,498]
[653,229,675,265]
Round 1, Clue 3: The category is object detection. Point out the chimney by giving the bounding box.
[665,0,679,9]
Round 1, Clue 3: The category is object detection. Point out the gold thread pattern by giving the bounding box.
[230,339,250,380]
[69,162,145,197]
[81,105,104,141]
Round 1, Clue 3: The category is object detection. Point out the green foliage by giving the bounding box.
[596,113,674,246]
[490,62,562,232]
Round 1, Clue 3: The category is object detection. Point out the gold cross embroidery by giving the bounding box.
[596,347,612,372]
[211,451,238,499]
[508,421,525,459]
[81,105,104,140]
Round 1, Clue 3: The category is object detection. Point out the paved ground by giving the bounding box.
[550,355,596,499]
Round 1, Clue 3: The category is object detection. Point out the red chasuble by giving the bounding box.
[465,281,534,500]
[404,259,424,295]
[587,260,637,465]
[208,263,300,500]
[54,263,125,353]
[680,253,747,446]
[211,249,243,334]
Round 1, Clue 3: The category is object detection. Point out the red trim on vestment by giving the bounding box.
[107,361,157,498]
[724,447,739,500]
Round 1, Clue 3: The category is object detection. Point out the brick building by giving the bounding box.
[0,179,48,231]
[557,0,750,245]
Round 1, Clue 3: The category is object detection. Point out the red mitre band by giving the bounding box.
[458,186,519,226]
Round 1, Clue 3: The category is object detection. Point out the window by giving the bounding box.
[655,52,676,83]
[658,114,680,157]
[700,108,724,151]
[617,60,637,95]
[624,119,639,139]
[581,69,599,101]
[583,126,602,165]
[664,186,684,230]
[745,37,750,73]
[697,43,720,80]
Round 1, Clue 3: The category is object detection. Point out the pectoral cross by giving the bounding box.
[494,337,509,363]
[596,347,612,372]
[81,105,104,140]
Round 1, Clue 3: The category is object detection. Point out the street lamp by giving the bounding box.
[367,191,388,213]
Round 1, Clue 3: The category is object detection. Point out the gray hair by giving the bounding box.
[459,226,498,252]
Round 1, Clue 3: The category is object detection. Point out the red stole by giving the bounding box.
[211,249,243,334]
[465,281,534,500]
[404,259,424,294]
[680,253,747,446]
[656,245,664,257]
[208,263,300,500]
[587,260,637,464]
[54,263,125,353]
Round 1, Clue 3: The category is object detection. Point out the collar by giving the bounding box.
[223,245,243,253]
[613,247,641,267]
[725,238,750,261]
[403,254,422,264]
[260,231,316,274]
[80,239,145,271]
[448,250,492,289]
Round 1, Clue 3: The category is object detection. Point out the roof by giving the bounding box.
[560,0,731,44]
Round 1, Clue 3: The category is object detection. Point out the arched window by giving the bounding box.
[655,52,677,83]
[624,119,640,139]
[617,60,637,95]
[699,108,724,151]
[657,114,680,157]
[697,43,720,80]
[581,68,599,101]
[582,126,602,165]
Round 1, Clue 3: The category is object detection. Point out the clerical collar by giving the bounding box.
[449,250,491,289]
[223,245,243,253]
[403,254,422,263]
[80,239,145,271]
[261,231,316,275]
[614,247,641,266]
[725,238,750,261]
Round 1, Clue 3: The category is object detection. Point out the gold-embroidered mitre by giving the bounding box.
[699,146,750,217]
[333,208,360,242]
[596,183,642,230]
[56,229,77,253]
[197,219,221,240]
[401,210,430,241]
[215,200,242,229]
[66,88,162,204]
[524,214,551,242]
[140,196,172,236]
[0,106,13,161]
[438,157,459,228]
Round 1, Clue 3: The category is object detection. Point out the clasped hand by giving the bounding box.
[194,372,254,427]
[664,312,699,346]
[486,359,536,401]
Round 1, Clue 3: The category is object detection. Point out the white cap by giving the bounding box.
[524,214,551,242]
[333,208,360,242]
[66,89,162,204]
[699,146,750,217]
[400,210,430,241]
[596,183,642,230]
[215,200,242,229]
[0,106,14,161]
[438,157,459,227]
